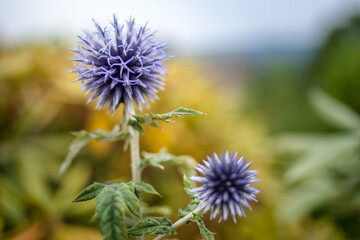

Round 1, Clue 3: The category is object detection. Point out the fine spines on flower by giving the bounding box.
[70,16,168,113]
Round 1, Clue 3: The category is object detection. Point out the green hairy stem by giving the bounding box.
[126,105,143,240]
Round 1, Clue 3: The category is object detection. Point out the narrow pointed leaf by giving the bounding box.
[73,182,105,202]
[284,133,358,183]
[135,182,161,196]
[171,107,204,116]
[129,107,205,133]
[127,217,175,236]
[59,137,90,176]
[309,88,360,130]
[59,125,130,176]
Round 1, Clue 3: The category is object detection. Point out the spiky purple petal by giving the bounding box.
[70,15,168,112]
[191,151,260,222]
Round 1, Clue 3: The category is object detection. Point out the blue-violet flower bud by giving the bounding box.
[190,151,260,222]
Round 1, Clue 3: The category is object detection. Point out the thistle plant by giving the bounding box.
[61,15,260,240]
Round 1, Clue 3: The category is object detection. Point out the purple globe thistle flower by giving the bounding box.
[190,152,260,222]
[70,15,168,112]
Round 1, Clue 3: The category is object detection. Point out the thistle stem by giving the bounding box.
[126,105,143,240]
[128,105,141,183]
[153,203,207,240]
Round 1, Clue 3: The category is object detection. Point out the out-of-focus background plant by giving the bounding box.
[1,1,360,239]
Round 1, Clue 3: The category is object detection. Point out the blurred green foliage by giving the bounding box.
[307,15,360,111]
[274,89,360,240]
[248,15,360,133]
[246,14,360,240]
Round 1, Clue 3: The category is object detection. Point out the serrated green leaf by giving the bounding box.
[309,88,360,130]
[127,217,175,236]
[193,214,214,240]
[128,107,205,133]
[59,125,129,176]
[94,185,127,240]
[118,184,141,218]
[76,182,141,240]
[183,175,199,204]
[135,182,161,196]
[73,182,105,202]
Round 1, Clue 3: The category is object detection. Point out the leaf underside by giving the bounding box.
[127,217,175,236]
[141,148,197,177]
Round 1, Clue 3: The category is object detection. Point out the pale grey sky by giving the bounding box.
[1,0,359,54]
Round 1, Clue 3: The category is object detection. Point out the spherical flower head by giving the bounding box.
[70,15,168,113]
[190,152,260,222]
